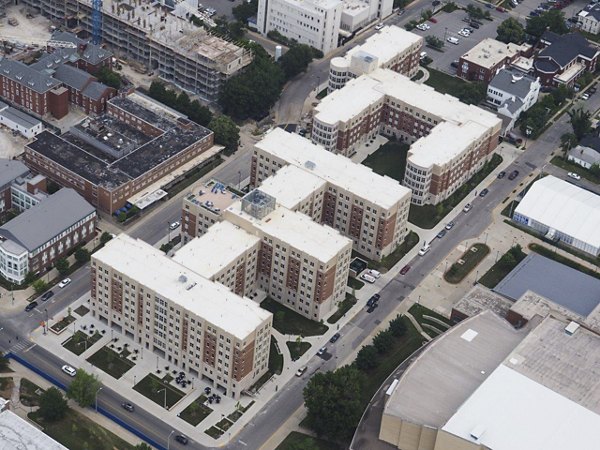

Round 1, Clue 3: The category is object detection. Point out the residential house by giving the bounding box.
[577,3,600,35]
[568,135,600,169]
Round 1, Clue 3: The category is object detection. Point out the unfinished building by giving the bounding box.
[21,0,253,102]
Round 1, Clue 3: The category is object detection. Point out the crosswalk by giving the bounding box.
[8,341,34,354]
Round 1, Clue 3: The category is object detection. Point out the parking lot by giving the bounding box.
[510,0,589,21]
[198,0,245,20]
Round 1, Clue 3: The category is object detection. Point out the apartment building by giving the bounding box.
[328,25,423,92]
[91,234,272,399]
[312,69,502,205]
[250,128,411,260]
[23,0,253,102]
[340,0,393,34]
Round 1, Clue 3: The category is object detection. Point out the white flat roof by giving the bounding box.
[255,128,411,210]
[442,364,600,450]
[408,121,489,168]
[461,39,530,70]
[514,175,600,250]
[258,165,326,210]
[344,26,422,66]
[94,235,271,340]
[172,221,260,279]
[0,409,67,450]
[226,200,352,263]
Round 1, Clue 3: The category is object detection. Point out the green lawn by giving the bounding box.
[424,68,468,97]
[29,409,136,450]
[50,315,76,333]
[354,231,420,271]
[269,336,283,375]
[205,426,224,439]
[286,341,312,360]
[228,409,243,423]
[215,417,235,431]
[479,247,527,288]
[179,394,213,426]
[408,303,453,327]
[276,431,341,450]
[260,297,328,336]
[63,330,102,356]
[87,346,135,379]
[20,378,43,407]
[133,373,185,409]
[409,154,503,229]
[529,244,600,280]
[0,377,13,393]
[444,243,490,284]
[346,277,364,290]
[74,305,89,316]
[327,294,357,324]
[551,156,600,184]
[362,141,410,183]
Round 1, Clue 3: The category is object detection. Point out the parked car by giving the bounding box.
[330,333,341,343]
[451,60,459,68]
[317,347,327,356]
[58,278,71,288]
[296,366,307,377]
[367,269,381,279]
[568,172,581,180]
[479,188,489,197]
[367,294,380,307]
[418,244,431,256]
[497,171,506,179]
[400,265,411,275]
[463,203,472,213]
[175,435,188,445]
[496,6,506,11]
[25,301,38,312]
[169,221,180,230]
[420,51,428,60]
[429,17,438,23]
[582,93,590,100]
[447,36,460,45]
[464,27,474,33]
[367,304,378,313]
[445,221,455,230]
[375,22,384,30]
[61,365,76,377]
[121,402,135,412]
[437,229,447,239]
[458,29,470,37]
[41,291,54,302]
[508,170,520,180]
[432,0,441,5]
[360,273,376,283]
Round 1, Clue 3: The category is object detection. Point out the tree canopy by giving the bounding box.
[232,0,258,23]
[568,107,592,141]
[496,18,525,44]
[209,115,240,155]
[526,10,568,38]
[148,82,212,126]
[39,387,68,422]
[457,83,487,105]
[67,369,101,408]
[279,44,314,79]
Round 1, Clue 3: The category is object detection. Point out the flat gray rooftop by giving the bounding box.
[384,311,528,426]
[495,253,600,316]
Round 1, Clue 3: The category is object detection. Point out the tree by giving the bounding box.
[568,107,592,141]
[208,115,240,155]
[458,83,487,105]
[496,18,525,44]
[96,67,122,90]
[100,232,113,245]
[38,387,68,422]
[425,35,444,50]
[388,315,407,337]
[134,444,153,450]
[75,248,90,263]
[303,365,364,441]
[526,10,568,38]
[355,345,378,371]
[0,353,10,372]
[285,437,320,450]
[187,100,212,127]
[32,279,48,295]
[372,329,394,354]
[67,370,101,408]
[232,0,258,23]
[560,132,577,158]
[279,44,314,80]
[24,271,37,285]
[590,163,600,178]
[55,258,69,276]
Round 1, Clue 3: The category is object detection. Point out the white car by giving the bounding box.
[447,36,460,45]
[62,365,77,377]
[169,221,180,230]
[296,366,307,377]
[367,269,381,279]
[582,93,590,100]
[58,278,71,288]
[463,203,472,213]
[458,29,470,37]
[418,244,431,256]
[360,273,376,283]
[375,23,384,30]
[317,347,327,356]
[416,23,430,31]
[568,172,581,180]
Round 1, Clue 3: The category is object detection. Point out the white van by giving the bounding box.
[418,244,431,256]
[419,51,427,60]
[361,273,377,283]
[368,269,381,279]
[447,37,459,45]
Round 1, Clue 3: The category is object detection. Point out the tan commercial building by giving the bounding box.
[312,69,502,205]
[250,128,411,261]
[91,234,272,399]
[379,312,600,450]
[178,189,352,321]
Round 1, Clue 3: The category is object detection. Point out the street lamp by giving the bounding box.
[238,170,242,190]
[167,430,175,450]
[167,222,171,243]
[95,387,103,412]
[524,127,532,149]
[44,308,48,335]
[157,388,167,409]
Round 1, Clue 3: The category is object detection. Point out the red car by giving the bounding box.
[400,265,411,275]
[429,17,438,23]
[496,6,505,12]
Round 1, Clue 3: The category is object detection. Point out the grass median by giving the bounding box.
[444,243,490,284]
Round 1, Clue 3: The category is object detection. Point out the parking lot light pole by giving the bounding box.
[158,388,167,409]
[167,430,175,450]
[95,387,103,412]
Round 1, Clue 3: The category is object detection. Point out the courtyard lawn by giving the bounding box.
[62,330,102,356]
[479,246,527,288]
[50,315,76,333]
[133,373,185,409]
[87,346,135,379]
[346,277,364,290]
[19,378,43,407]
[179,394,213,426]
[424,68,468,97]
[327,294,357,324]
[362,141,410,183]
[260,297,328,336]
[286,341,312,360]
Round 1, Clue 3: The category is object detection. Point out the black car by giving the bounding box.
[330,333,341,343]
[508,170,519,180]
[367,304,377,313]
[470,21,480,28]
[25,301,38,312]
[175,435,188,445]
[121,402,134,412]
[497,171,506,179]
[372,293,381,301]
[41,291,54,302]
[479,188,489,197]
[437,229,447,239]
[432,0,441,5]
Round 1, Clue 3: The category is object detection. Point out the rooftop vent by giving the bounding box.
[178,274,187,283]
[565,321,580,336]
[470,425,486,440]
[304,160,316,170]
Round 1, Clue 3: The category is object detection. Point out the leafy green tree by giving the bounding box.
[188,100,212,127]
[421,9,433,20]
[232,0,258,22]
[0,353,10,372]
[590,163,600,178]
[176,91,191,112]
[39,387,68,422]
[96,67,122,89]
[67,370,101,408]
[100,232,113,245]
[32,279,48,295]
[24,271,37,285]
[458,83,487,105]
[496,18,525,44]
[55,258,69,276]
[425,35,444,50]
[75,248,90,263]
[389,315,408,337]
[560,132,577,158]
[285,437,320,450]
[303,365,364,441]
[526,10,568,38]
[279,44,314,79]
[372,329,394,354]
[134,444,153,450]
[568,107,592,141]
[355,345,378,371]
[209,115,240,155]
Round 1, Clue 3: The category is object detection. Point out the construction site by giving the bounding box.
[11,0,253,102]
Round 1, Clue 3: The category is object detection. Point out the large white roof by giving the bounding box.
[255,128,411,210]
[344,26,422,67]
[442,364,600,450]
[94,235,271,340]
[172,221,260,279]
[0,409,67,450]
[514,175,600,250]
[258,165,326,210]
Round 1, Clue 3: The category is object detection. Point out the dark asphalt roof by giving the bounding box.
[30,48,78,72]
[489,69,537,100]
[0,58,60,93]
[51,31,86,46]
[52,64,93,91]
[538,32,598,68]
[494,253,600,316]
[579,135,600,152]
[82,81,111,100]
[534,58,559,73]
[0,160,29,191]
[81,44,112,65]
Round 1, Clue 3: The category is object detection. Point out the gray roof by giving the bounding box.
[30,48,79,73]
[489,69,537,101]
[51,31,86,46]
[538,32,598,68]
[581,3,600,22]
[0,107,42,128]
[81,44,112,65]
[501,97,524,114]
[0,188,96,252]
[0,58,60,93]
[569,143,600,166]
[52,64,93,91]
[495,253,600,316]
[82,81,111,100]
[0,160,29,190]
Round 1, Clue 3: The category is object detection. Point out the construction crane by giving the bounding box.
[92,0,102,45]
[0,35,78,49]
